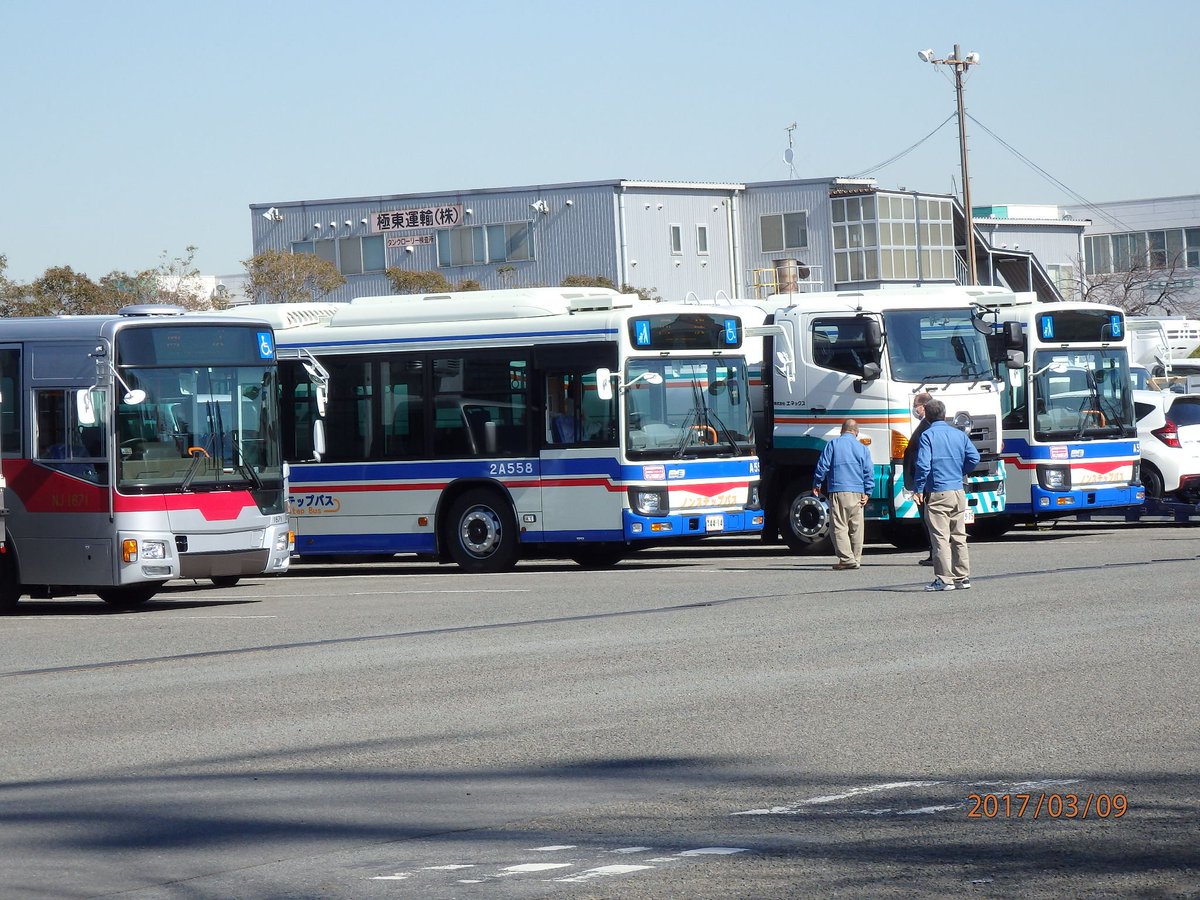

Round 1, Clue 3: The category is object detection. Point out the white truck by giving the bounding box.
[688,285,1012,551]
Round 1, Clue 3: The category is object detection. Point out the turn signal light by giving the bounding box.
[122,539,138,563]
[891,430,909,459]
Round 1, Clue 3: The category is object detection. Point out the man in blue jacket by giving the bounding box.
[812,419,874,570]
[913,398,981,591]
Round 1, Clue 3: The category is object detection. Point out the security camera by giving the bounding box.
[565,200,573,206]
[404,245,414,253]
[344,220,352,227]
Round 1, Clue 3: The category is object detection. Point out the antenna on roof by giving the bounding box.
[784,122,798,179]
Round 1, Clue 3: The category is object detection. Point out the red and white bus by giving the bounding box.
[0,306,292,610]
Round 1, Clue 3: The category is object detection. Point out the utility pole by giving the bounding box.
[918,45,981,285]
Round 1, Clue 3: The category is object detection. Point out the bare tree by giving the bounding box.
[1073,251,1199,317]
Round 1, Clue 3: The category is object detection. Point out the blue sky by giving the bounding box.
[2,0,1196,283]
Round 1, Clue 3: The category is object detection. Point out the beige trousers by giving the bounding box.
[830,492,866,565]
[924,489,970,581]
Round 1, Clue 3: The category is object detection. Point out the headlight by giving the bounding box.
[140,540,168,560]
[628,487,668,516]
[1038,465,1071,491]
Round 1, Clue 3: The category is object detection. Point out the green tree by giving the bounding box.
[244,250,345,304]
[27,266,110,316]
[385,268,453,295]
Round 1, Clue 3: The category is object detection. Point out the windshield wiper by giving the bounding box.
[706,407,742,455]
[180,449,207,492]
[235,458,263,490]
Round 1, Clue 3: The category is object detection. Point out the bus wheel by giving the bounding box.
[779,481,832,554]
[445,489,519,572]
[569,543,625,569]
[0,548,21,613]
[96,585,159,609]
[210,576,241,588]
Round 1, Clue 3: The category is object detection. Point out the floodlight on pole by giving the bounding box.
[918,43,981,286]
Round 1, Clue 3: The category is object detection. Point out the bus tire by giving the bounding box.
[0,546,21,613]
[569,543,625,569]
[210,576,241,588]
[97,585,159,609]
[445,488,519,572]
[778,480,832,554]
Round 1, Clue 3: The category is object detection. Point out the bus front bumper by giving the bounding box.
[623,509,765,540]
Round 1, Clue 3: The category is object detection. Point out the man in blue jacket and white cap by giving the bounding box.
[913,398,981,591]
[812,418,874,570]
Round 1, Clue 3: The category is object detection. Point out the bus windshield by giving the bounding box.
[115,365,282,492]
[1031,349,1135,440]
[884,308,993,383]
[624,357,755,459]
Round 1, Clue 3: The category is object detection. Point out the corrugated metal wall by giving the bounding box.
[738,181,838,296]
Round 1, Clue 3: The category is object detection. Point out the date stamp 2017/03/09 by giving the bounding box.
[967,793,1128,820]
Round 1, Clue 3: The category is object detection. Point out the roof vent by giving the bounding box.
[118,304,187,317]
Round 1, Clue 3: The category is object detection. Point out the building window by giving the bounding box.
[696,224,709,255]
[437,223,533,267]
[291,236,384,275]
[1086,227,1200,275]
[836,193,954,285]
[760,212,808,253]
[670,224,683,255]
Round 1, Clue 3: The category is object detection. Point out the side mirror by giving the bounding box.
[1005,349,1026,370]
[596,368,613,402]
[1002,321,1024,351]
[863,318,883,349]
[312,419,326,461]
[315,386,328,418]
[77,389,97,426]
[854,361,882,394]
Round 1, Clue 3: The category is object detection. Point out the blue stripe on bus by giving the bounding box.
[290,457,758,485]
[278,327,618,350]
[1002,437,1139,460]
[292,533,438,555]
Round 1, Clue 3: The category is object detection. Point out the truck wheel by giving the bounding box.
[97,585,159,609]
[445,488,519,572]
[210,576,241,588]
[778,480,832,554]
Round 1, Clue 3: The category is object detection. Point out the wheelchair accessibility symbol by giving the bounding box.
[257,331,275,359]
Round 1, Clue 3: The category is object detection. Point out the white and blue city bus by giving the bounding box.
[225,287,764,571]
[976,292,1143,535]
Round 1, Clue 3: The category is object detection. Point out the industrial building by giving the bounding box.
[248,177,1064,304]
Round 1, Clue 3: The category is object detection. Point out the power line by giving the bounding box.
[966,113,1134,233]
[849,113,957,179]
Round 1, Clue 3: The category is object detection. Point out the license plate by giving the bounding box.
[705,514,724,532]
[964,509,976,524]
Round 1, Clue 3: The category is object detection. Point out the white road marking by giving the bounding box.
[526,844,576,851]
[677,847,748,856]
[370,873,412,880]
[610,846,653,853]
[733,780,942,814]
[502,863,573,873]
[897,805,960,815]
[555,864,654,882]
[421,864,475,870]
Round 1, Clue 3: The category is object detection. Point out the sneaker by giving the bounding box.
[832,562,860,570]
[924,577,955,592]
[918,557,934,567]
[956,578,972,590]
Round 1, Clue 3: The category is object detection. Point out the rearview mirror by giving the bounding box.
[596,368,613,402]
[76,389,97,426]
[312,419,326,461]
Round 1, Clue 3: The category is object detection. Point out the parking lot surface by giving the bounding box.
[1,521,1197,898]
